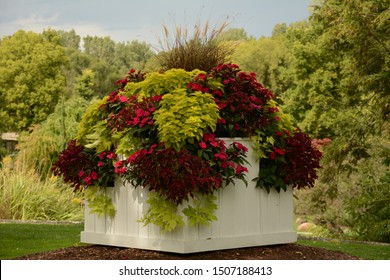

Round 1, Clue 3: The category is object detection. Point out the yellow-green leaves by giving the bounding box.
[139,191,184,234]
[182,194,218,227]
[124,68,202,99]
[154,89,219,150]
[84,186,116,218]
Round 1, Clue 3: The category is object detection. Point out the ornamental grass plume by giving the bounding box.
[157,20,234,72]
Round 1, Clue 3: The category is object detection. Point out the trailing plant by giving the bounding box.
[138,191,184,234]
[84,186,115,218]
[183,194,218,226]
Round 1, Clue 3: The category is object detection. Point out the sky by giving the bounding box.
[0,0,312,47]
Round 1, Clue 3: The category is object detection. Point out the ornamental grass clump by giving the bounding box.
[52,63,322,232]
[157,21,233,72]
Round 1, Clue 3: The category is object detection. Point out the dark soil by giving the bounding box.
[16,243,360,260]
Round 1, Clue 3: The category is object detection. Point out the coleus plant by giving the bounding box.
[52,64,322,232]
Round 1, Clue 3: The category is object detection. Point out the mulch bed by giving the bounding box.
[16,243,360,260]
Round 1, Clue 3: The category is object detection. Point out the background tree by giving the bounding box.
[83,35,154,96]
[231,25,292,98]
[285,0,390,242]
[0,30,67,131]
[73,68,95,100]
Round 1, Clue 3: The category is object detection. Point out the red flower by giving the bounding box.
[203,133,215,142]
[212,89,223,97]
[119,95,128,103]
[84,176,92,185]
[233,142,248,152]
[191,83,204,91]
[273,146,285,155]
[199,142,207,149]
[235,165,248,175]
[214,152,228,161]
[107,152,116,159]
[90,172,98,180]
[135,108,144,117]
[218,118,226,124]
[97,161,104,167]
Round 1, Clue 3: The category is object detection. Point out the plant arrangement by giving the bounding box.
[52,64,322,232]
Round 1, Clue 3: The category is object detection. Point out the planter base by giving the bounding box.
[81,139,297,253]
[81,231,297,254]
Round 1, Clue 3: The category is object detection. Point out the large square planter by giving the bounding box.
[80,139,297,253]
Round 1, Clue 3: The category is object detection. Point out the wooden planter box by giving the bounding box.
[80,139,297,253]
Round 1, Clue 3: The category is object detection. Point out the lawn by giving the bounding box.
[0,223,84,259]
[297,238,390,260]
[1,223,389,260]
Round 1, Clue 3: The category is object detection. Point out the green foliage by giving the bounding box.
[76,98,107,145]
[0,30,67,131]
[140,192,219,233]
[0,156,83,221]
[231,34,292,97]
[83,36,154,96]
[344,139,390,242]
[84,186,115,218]
[74,68,95,100]
[16,95,90,177]
[124,68,202,99]
[154,89,219,150]
[251,100,295,160]
[219,28,253,42]
[240,0,390,242]
[182,195,218,226]
[139,191,184,234]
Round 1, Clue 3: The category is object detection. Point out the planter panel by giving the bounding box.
[81,139,297,253]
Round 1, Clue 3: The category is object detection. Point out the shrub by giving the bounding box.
[0,156,83,221]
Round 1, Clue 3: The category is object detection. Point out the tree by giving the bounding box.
[74,68,95,100]
[219,28,253,41]
[284,0,390,241]
[0,30,67,131]
[231,29,292,98]
[82,36,154,96]
[16,95,91,177]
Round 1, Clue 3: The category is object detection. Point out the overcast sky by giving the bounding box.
[0,0,312,46]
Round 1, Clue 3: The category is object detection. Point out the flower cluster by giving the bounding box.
[103,92,162,135]
[255,128,322,192]
[52,140,116,190]
[188,63,277,137]
[53,63,322,201]
[115,135,248,205]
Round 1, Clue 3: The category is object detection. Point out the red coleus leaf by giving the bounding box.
[273,146,285,155]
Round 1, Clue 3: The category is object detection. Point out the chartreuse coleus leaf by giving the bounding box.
[138,191,184,234]
[183,194,218,227]
[153,89,219,151]
[84,186,115,218]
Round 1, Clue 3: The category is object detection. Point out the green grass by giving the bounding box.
[0,223,84,259]
[297,238,390,260]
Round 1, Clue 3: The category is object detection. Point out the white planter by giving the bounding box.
[80,139,297,253]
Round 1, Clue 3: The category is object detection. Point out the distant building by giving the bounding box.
[1,132,19,154]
